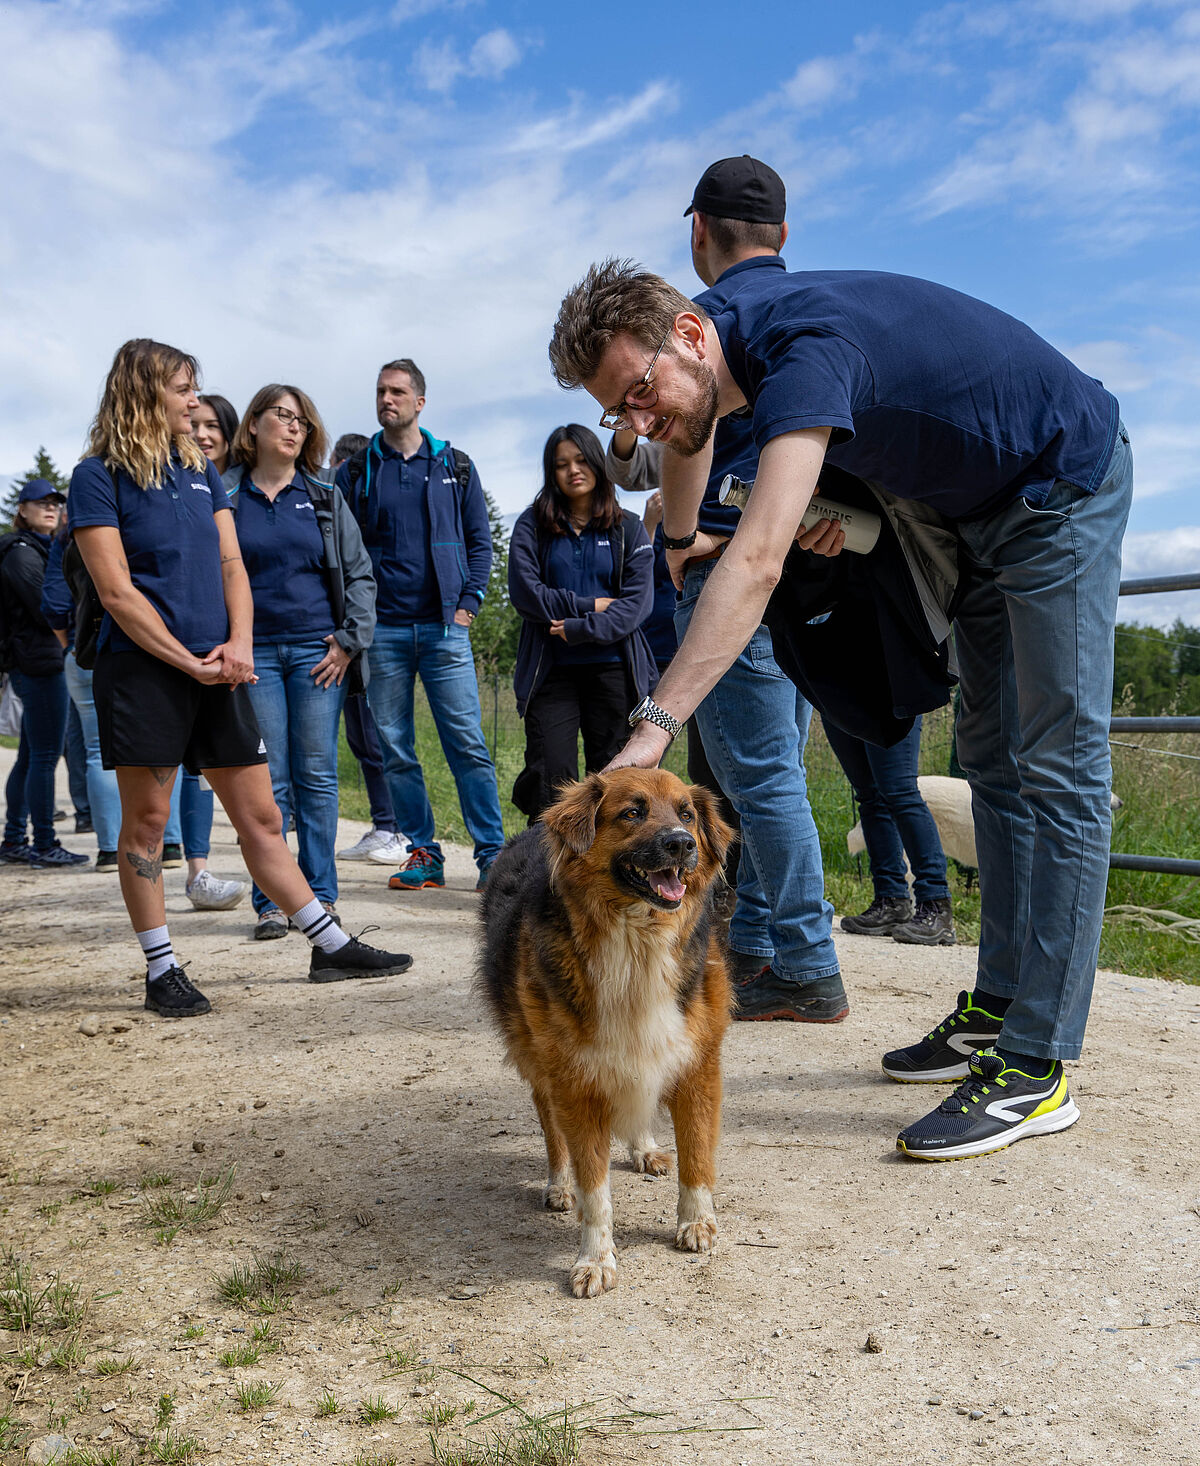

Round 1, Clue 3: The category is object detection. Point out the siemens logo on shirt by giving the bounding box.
[294,501,315,510]
[190,481,212,494]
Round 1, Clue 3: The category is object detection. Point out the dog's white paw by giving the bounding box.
[570,1252,617,1298]
[544,1183,575,1211]
[675,1215,717,1253]
[632,1147,672,1177]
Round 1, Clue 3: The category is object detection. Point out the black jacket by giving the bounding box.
[762,466,960,747]
[0,530,64,678]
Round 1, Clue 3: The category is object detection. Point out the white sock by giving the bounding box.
[290,899,350,953]
[137,925,176,981]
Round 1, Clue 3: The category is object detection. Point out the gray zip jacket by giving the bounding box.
[221,465,377,690]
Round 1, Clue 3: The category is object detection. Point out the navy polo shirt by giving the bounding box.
[233,474,336,645]
[67,454,230,655]
[709,266,1118,520]
[369,438,441,625]
[545,526,622,667]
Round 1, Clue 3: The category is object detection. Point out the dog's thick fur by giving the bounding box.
[478,768,734,1298]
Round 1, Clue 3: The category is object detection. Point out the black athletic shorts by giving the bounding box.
[93,646,268,775]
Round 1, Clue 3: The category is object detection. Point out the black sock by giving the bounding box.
[971,987,1011,1020]
[994,1044,1055,1079]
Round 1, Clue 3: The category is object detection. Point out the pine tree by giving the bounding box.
[1,447,70,531]
[471,488,521,676]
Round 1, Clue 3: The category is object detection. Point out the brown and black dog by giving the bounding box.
[478,767,733,1297]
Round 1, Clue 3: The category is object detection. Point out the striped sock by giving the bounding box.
[290,899,350,954]
[137,925,176,981]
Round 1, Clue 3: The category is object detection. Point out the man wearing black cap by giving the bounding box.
[1,480,89,867]
[605,156,847,1025]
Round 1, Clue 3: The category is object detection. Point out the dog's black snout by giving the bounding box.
[661,828,697,863]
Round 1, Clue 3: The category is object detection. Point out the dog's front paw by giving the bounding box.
[570,1252,617,1298]
[544,1183,575,1211]
[632,1147,672,1177]
[675,1215,717,1253]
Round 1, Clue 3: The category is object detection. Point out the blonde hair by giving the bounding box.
[549,258,708,389]
[87,339,207,488]
[231,384,329,479]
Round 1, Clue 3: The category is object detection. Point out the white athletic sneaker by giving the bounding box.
[186,869,249,911]
[338,828,402,862]
[367,833,408,864]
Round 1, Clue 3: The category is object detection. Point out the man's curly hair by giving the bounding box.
[548,258,708,389]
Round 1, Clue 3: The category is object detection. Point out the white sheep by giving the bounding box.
[845,775,1123,874]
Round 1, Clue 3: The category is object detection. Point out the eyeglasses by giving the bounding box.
[264,405,311,435]
[599,328,671,432]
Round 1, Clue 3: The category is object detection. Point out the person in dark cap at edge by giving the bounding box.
[1,480,90,867]
[604,156,846,1024]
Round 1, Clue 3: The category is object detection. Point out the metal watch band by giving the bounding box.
[660,527,698,551]
[628,696,683,740]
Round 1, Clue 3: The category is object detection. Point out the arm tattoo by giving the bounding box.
[125,843,162,884]
[220,553,242,564]
[149,767,174,787]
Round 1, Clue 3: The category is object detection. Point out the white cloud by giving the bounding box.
[413,26,523,93]
[1117,529,1200,626]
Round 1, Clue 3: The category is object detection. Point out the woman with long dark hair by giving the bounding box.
[508,424,657,821]
[68,339,410,1018]
[222,384,377,938]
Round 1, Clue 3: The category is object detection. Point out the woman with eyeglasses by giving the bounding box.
[223,385,378,939]
[69,340,410,1019]
[508,424,658,822]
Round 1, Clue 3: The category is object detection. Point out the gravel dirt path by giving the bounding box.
[2,752,1198,1466]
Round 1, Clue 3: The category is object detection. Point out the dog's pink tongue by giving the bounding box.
[649,869,685,902]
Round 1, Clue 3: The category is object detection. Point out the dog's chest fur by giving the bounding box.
[571,917,697,1128]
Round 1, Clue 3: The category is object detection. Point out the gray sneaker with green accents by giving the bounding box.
[881,989,1004,1083]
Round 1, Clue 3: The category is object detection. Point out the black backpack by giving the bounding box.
[63,537,105,670]
[0,531,21,673]
[344,441,472,533]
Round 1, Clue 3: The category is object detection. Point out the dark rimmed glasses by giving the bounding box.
[599,328,671,432]
[265,405,311,435]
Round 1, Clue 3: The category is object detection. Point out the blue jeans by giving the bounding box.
[161,774,211,853]
[343,694,396,832]
[63,652,122,852]
[4,668,69,850]
[823,717,950,904]
[367,622,505,870]
[247,640,348,911]
[955,424,1133,1061]
[676,562,838,983]
[65,701,89,819]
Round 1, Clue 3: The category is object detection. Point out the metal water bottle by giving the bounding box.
[719,474,881,555]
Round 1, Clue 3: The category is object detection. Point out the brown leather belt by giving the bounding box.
[684,539,729,569]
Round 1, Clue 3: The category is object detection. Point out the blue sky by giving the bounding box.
[3,0,1199,622]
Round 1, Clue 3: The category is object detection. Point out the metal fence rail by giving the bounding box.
[1109,571,1200,876]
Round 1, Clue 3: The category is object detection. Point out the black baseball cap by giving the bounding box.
[684,155,785,224]
[17,479,65,505]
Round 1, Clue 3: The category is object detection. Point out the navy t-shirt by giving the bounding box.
[544,525,622,667]
[67,454,230,655]
[709,266,1118,519]
[367,439,441,625]
[232,473,336,645]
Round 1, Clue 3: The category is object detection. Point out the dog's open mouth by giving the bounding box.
[617,858,688,909]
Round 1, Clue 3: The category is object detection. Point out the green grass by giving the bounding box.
[214,1251,304,1314]
[356,683,1200,984]
[235,1380,280,1412]
[0,1254,87,1332]
[141,1167,235,1236]
[95,1355,139,1376]
[315,1389,342,1418]
[146,1429,204,1463]
[357,1394,399,1424]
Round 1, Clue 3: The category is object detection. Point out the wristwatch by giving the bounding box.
[660,527,698,551]
[628,696,683,740]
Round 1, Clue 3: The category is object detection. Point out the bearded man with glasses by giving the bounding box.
[550,222,1133,1165]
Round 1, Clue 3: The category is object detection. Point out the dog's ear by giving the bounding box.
[543,774,607,856]
[688,782,734,868]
